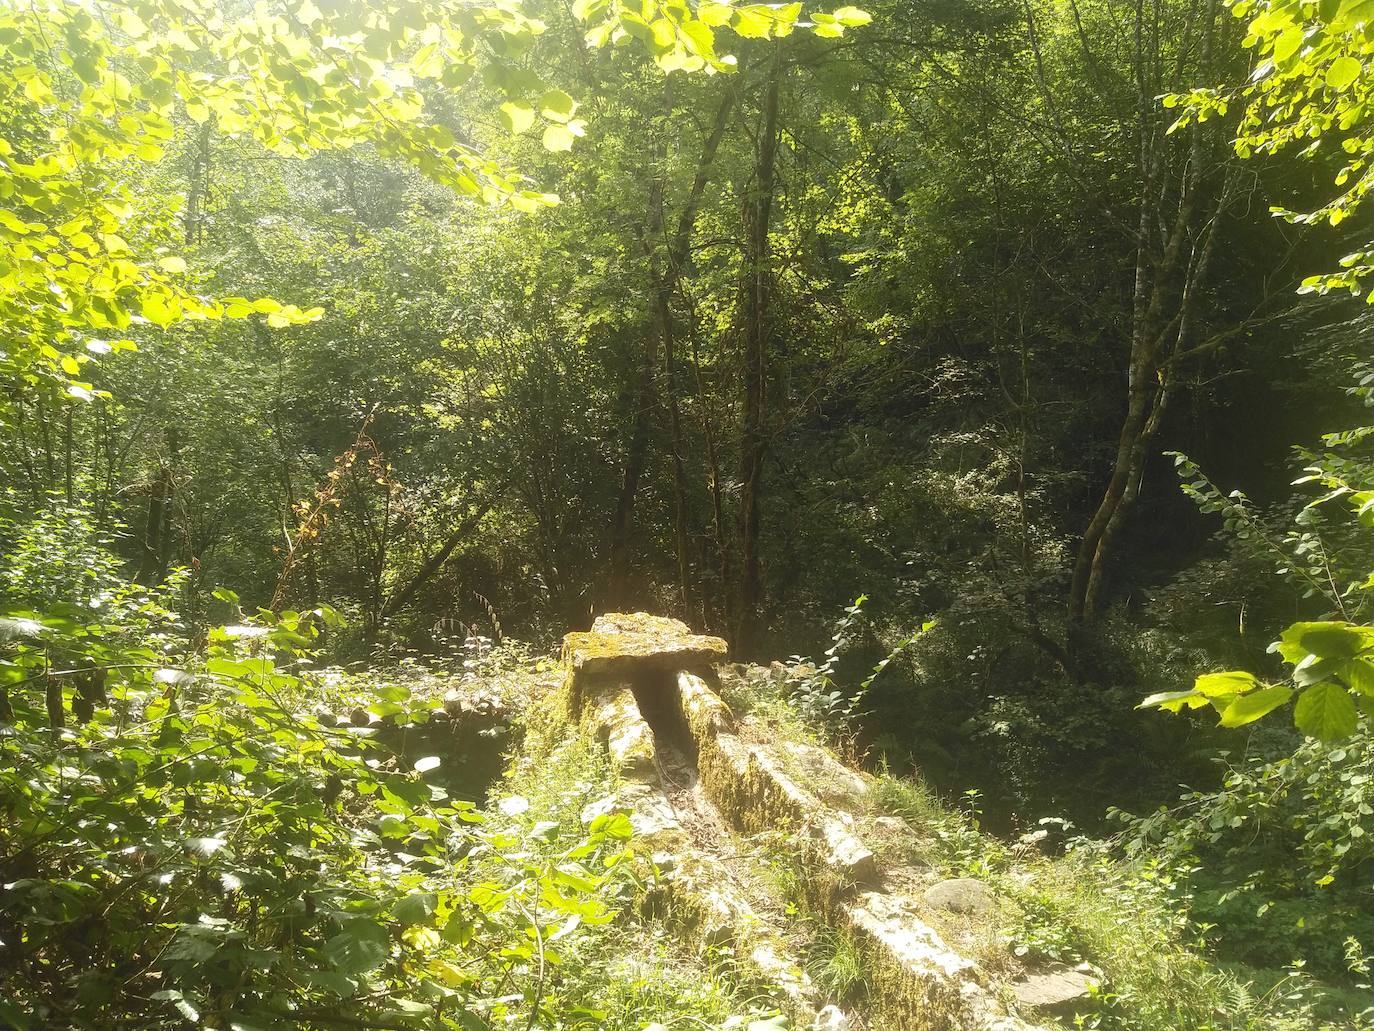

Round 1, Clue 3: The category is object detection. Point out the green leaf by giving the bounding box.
[1339,656,1374,697]
[1286,621,1374,659]
[499,101,535,134]
[141,294,178,328]
[302,969,357,997]
[732,7,774,38]
[392,892,437,927]
[1294,682,1358,740]
[1326,56,1361,90]
[699,2,733,26]
[538,89,577,122]
[542,124,576,152]
[385,999,432,1017]
[1292,653,1344,687]
[322,921,390,975]
[1272,25,1304,62]
[809,12,846,36]
[831,5,872,25]
[1138,689,1209,712]
[1218,685,1292,727]
[1193,670,1258,697]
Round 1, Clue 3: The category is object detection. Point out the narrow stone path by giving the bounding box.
[654,737,725,847]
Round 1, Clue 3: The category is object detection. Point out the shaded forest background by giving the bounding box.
[1,0,1364,828]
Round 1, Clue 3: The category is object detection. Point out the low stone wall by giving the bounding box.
[565,613,1048,1031]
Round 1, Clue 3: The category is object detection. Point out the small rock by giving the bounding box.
[922,877,995,916]
[811,1004,850,1031]
[1011,965,1097,1014]
[872,815,909,835]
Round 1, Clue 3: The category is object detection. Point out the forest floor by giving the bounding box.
[391,650,1372,1031]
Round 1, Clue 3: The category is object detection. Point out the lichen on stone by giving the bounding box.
[562,612,727,677]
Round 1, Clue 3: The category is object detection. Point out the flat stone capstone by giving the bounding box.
[563,612,727,675]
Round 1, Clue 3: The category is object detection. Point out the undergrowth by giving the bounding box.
[866,768,1373,1031]
[496,677,799,1031]
[734,650,1373,1031]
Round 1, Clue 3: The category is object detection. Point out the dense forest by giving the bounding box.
[1,0,1372,1029]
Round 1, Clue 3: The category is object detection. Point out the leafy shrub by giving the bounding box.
[0,597,636,1030]
[1116,726,1374,979]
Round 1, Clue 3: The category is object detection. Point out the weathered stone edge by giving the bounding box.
[677,671,1048,1031]
[576,673,823,1025]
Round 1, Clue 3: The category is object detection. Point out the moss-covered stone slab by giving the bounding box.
[563,612,727,675]
[815,813,878,885]
[842,890,980,1028]
[749,941,821,1023]
[781,741,869,807]
[585,680,658,783]
[923,877,996,917]
[607,782,689,850]
[746,746,878,885]
[678,671,736,737]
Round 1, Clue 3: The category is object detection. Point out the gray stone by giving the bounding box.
[678,671,736,736]
[750,941,817,1015]
[1011,966,1098,1014]
[815,814,879,885]
[610,782,686,846]
[747,746,878,884]
[587,682,657,781]
[844,889,979,986]
[811,1005,850,1031]
[782,741,869,805]
[922,877,995,916]
[563,612,727,675]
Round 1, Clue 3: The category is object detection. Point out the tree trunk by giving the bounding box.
[1066,0,1231,629]
[606,82,740,611]
[136,460,169,585]
[735,50,782,655]
[660,284,692,618]
[158,427,180,578]
[605,276,661,610]
[184,121,212,244]
[687,301,731,632]
[380,496,499,619]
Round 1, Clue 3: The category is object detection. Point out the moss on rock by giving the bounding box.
[563,612,727,678]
